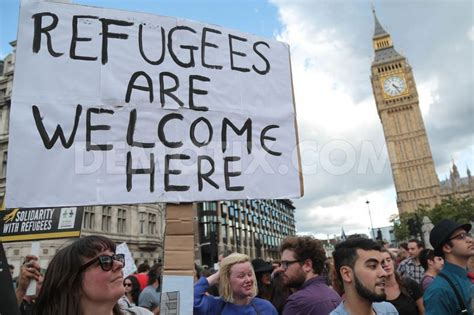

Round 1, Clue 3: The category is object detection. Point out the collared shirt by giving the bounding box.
[424,261,473,315]
[282,275,341,315]
[397,256,425,283]
[330,301,399,315]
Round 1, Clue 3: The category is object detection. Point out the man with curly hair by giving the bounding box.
[275,236,341,315]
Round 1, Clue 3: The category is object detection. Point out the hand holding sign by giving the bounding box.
[16,255,41,304]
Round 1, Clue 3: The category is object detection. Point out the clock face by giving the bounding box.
[383,75,406,97]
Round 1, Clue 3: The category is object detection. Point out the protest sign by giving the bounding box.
[116,242,137,277]
[5,0,303,208]
[0,207,83,242]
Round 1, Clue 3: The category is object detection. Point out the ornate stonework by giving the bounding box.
[370,11,473,214]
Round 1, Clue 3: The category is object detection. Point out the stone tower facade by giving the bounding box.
[370,11,441,214]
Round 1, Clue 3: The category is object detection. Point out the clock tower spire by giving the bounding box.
[370,9,440,214]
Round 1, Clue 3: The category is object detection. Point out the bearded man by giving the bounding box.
[330,237,398,315]
[275,236,341,315]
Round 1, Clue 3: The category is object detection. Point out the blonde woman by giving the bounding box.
[194,253,278,314]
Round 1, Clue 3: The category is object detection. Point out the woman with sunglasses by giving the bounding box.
[120,275,141,307]
[194,253,278,314]
[120,275,153,315]
[35,235,127,315]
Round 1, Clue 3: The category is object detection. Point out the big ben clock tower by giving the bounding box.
[370,10,440,214]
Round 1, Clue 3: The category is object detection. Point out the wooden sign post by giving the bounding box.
[160,203,195,314]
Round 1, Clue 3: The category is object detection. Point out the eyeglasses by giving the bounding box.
[80,254,125,272]
[449,232,472,241]
[124,282,132,287]
[280,260,301,270]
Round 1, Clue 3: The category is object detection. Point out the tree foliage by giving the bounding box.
[428,197,474,225]
[390,197,474,241]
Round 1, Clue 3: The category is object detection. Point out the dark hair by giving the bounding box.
[419,249,437,270]
[280,236,326,275]
[408,239,424,248]
[399,242,408,250]
[124,275,141,305]
[137,262,150,273]
[439,240,454,258]
[332,237,382,281]
[35,235,121,315]
[147,263,162,286]
[200,268,212,278]
[380,248,411,297]
[194,263,201,280]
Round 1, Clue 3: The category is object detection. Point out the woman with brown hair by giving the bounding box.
[35,235,127,315]
[193,253,278,314]
[120,275,142,307]
[380,248,424,315]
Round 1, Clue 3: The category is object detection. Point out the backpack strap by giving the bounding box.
[437,273,468,314]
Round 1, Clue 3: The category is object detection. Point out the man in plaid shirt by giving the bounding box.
[397,238,425,283]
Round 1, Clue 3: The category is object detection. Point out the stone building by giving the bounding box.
[440,163,474,200]
[370,11,473,215]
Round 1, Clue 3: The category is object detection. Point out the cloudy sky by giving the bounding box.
[1,0,472,239]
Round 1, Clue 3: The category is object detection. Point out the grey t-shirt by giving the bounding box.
[138,285,161,311]
[330,301,398,315]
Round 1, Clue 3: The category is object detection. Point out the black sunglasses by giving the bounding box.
[79,254,125,272]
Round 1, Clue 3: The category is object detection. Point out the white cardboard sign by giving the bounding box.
[116,242,137,278]
[6,1,303,208]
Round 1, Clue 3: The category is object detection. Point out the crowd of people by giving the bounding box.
[9,219,473,315]
[192,219,473,315]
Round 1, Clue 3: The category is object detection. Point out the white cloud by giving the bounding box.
[295,187,398,239]
[468,25,474,41]
[417,76,440,116]
[271,0,473,239]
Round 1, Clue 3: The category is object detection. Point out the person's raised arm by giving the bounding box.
[206,269,220,286]
[15,255,41,305]
[194,269,221,314]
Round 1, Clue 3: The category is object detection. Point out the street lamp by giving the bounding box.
[366,200,375,239]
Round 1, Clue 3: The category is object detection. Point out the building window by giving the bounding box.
[117,208,126,233]
[221,225,227,242]
[148,213,156,235]
[83,206,95,230]
[140,212,146,234]
[101,206,112,232]
[2,151,7,178]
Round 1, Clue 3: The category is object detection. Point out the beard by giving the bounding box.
[284,268,306,289]
[354,274,386,302]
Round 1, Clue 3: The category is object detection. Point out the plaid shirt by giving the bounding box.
[397,256,425,283]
